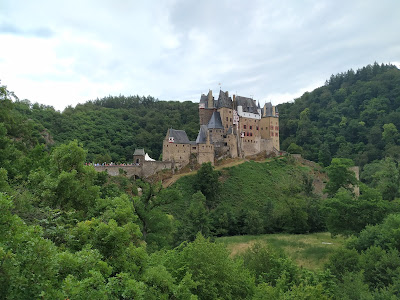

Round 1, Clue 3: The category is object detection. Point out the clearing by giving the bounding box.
[217,232,345,271]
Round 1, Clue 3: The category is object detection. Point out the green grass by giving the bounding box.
[217,232,345,271]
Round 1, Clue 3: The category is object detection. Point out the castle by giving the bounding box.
[162,90,280,168]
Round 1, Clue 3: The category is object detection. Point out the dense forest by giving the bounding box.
[2,63,400,299]
[278,62,400,166]
[13,95,199,162]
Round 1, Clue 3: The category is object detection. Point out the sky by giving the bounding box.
[1,0,399,111]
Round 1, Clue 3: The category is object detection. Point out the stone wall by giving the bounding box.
[259,138,274,154]
[94,161,172,178]
[162,141,191,168]
[197,143,215,165]
[199,108,215,126]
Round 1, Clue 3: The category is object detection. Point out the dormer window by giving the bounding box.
[169,137,174,143]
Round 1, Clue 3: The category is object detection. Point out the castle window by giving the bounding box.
[192,147,196,149]
[226,124,228,128]
[256,126,259,130]
[226,117,228,121]
[243,125,247,129]
[230,118,232,122]
[250,126,252,130]
[250,132,253,136]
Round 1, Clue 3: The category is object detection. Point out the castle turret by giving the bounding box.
[207,90,213,109]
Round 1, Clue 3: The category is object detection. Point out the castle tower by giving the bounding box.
[216,90,233,131]
[207,90,213,109]
[133,148,145,165]
[259,102,280,151]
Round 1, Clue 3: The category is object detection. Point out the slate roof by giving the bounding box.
[196,125,209,144]
[207,111,224,129]
[217,90,233,109]
[133,148,145,156]
[199,94,208,106]
[199,92,217,109]
[235,96,259,114]
[167,129,191,144]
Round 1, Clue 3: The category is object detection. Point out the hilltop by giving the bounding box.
[278,62,400,166]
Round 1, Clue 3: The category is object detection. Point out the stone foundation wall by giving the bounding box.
[94,161,172,178]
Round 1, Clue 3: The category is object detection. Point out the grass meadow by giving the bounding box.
[217,232,345,271]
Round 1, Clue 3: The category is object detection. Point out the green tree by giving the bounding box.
[193,162,220,208]
[133,182,178,251]
[324,158,358,197]
[287,142,304,154]
[163,234,255,299]
[323,187,390,236]
[181,191,211,241]
[382,123,399,146]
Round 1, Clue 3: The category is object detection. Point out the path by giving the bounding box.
[162,158,248,188]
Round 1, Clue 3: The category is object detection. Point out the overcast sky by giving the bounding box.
[1,0,399,111]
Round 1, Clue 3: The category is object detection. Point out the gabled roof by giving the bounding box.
[207,111,224,129]
[133,148,145,156]
[235,96,259,114]
[196,125,208,144]
[217,90,233,109]
[167,128,190,144]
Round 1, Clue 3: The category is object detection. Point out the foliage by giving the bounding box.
[361,157,400,201]
[324,158,358,197]
[192,162,220,208]
[13,94,199,162]
[162,234,255,299]
[323,187,391,237]
[278,63,400,166]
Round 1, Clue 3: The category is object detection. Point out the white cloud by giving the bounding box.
[0,0,399,110]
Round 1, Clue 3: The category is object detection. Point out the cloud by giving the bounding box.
[0,23,54,38]
[0,0,399,110]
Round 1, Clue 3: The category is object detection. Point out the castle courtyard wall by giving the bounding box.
[197,144,214,165]
[94,161,172,178]
[162,141,191,168]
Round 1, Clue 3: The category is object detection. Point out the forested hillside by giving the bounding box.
[278,63,400,166]
[3,77,400,298]
[13,95,199,162]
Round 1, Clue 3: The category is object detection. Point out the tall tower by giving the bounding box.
[207,90,213,108]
